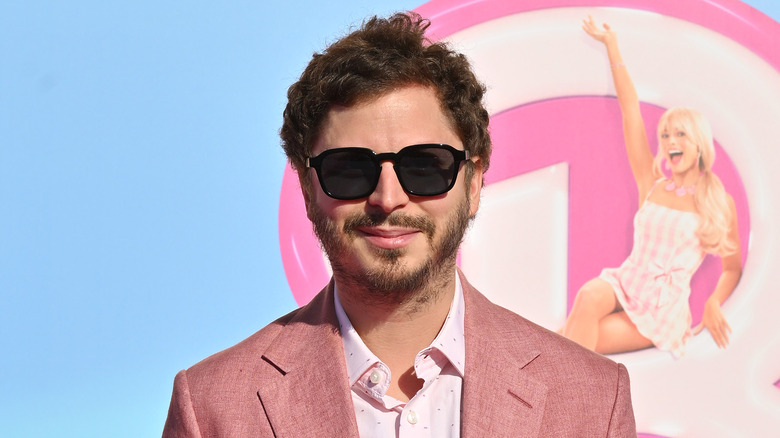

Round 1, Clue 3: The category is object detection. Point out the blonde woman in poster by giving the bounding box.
[560,16,743,358]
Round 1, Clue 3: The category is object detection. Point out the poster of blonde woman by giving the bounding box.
[559,16,743,358]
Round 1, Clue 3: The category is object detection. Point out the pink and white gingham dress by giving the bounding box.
[599,194,705,358]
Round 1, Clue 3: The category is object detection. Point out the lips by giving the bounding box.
[357,227,421,249]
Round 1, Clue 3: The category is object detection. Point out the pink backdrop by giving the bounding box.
[278,0,780,435]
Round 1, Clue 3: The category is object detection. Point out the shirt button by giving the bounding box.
[369,370,381,384]
[407,410,418,425]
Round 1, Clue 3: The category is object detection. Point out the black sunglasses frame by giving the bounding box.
[306,143,471,200]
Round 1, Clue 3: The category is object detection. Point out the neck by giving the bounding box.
[671,169,700,187]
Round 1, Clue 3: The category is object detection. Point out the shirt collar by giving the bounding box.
[426,272,466,377]
[334,272,466,386]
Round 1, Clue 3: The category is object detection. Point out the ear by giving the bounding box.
[467,157,483,218]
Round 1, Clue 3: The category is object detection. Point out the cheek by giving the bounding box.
[427,193,470,225]
[316,199,349,222]
[413,197,451,224]
[307,191,340,220]
[316,197,372,234]
[683,141,697,155]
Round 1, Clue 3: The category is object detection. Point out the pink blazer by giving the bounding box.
[163,272,636,437]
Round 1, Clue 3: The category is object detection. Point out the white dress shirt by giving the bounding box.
[334,273,466,438]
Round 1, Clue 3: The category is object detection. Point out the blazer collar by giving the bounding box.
[459,270,548,437]
[256,272,549,437]
[256,280,360,438]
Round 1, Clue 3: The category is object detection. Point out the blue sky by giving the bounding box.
[1,1,777,436]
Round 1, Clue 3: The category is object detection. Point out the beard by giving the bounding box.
[309,196,472,306]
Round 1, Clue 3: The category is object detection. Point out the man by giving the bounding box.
[163,12,636,437]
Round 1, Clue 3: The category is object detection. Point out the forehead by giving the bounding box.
[662,119,687,132]
[313,85,459,154]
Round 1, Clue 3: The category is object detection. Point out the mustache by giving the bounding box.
[343,211,436,239]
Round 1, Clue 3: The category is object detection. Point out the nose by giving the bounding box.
[367,161,409,213]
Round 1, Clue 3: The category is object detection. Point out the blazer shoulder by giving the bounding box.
[499,304,620,373]
[463,276,622,379]
[183,309,292,380]
[184,284,336,382]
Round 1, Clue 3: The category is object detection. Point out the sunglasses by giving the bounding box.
[306,144,471,200]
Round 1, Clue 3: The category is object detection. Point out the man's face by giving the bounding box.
[303,85,482,302]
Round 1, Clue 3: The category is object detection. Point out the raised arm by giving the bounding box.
[583,16,656,200]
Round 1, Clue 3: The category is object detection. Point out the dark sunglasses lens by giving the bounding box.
[319,150,377,199]
[397,147,457,195]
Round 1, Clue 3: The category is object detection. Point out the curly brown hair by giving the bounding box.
[280,12,491,179]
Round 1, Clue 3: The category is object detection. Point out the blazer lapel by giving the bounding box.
[459,272,548,438]
[256,283,360,438]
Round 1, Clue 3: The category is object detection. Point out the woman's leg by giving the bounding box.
[594,311,653,354]
[562,278,619,350]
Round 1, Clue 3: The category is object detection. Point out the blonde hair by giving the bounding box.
[653,107,736,255]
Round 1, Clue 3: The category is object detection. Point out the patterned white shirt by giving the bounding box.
[334,274,466,438]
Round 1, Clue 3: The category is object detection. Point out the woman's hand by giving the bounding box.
[582,14,616,46]
[693,297,732,348]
